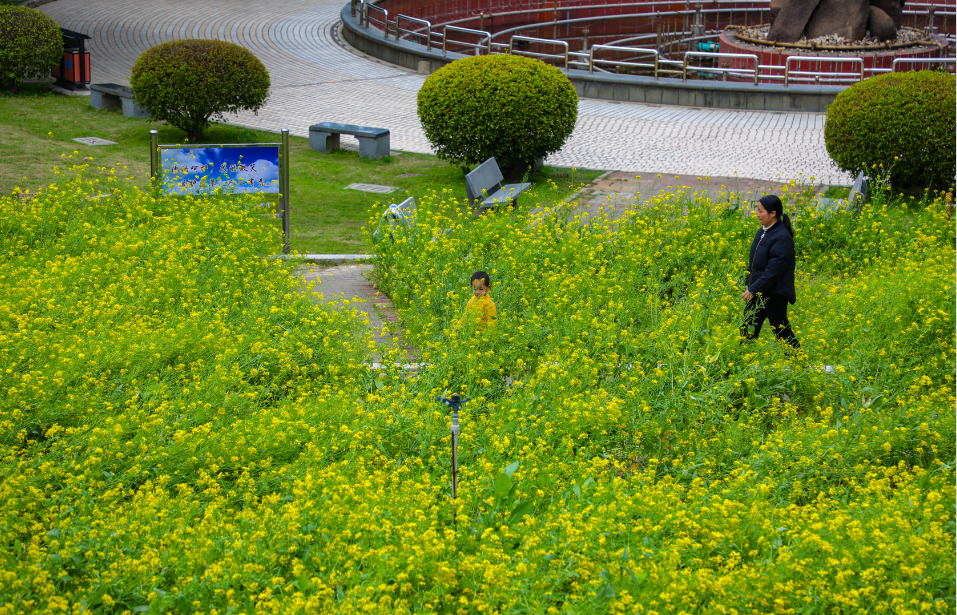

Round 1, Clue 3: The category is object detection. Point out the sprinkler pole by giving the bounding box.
[437,393,471,504]
[451,405,459,498]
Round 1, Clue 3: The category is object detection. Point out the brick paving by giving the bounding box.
[40,0,852,185]
[296,263,413,358]
[577,172,800,210]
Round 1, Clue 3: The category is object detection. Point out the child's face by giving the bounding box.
[471,278,489,298]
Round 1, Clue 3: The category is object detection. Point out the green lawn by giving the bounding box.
[1,83,604,253]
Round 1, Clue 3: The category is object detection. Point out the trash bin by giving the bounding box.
[52,28,91,91]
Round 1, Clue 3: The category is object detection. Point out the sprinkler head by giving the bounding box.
[437,393,471,412]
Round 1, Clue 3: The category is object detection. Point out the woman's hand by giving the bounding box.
[741,290,753,301]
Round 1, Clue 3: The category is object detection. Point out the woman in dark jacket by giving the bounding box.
[740,195,800,348]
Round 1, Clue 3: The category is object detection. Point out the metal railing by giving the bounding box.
[683,51,759,84]
[891,56,956,71]
[356,0,954,41]
[374,0,952,39]
[754,64,786,82]
[569,51,591,69]
[363,1,389,33]
[784,56,865,85]
[396,14,432,49]
[442,25,492,56]
[510,35,570,69]
[490,41,511,54]
[590,44,659,77]
[353,1,954,85]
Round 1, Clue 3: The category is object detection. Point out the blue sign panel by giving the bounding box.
[161,146,280,195]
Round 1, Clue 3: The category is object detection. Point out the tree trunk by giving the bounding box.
[188,127,205,143]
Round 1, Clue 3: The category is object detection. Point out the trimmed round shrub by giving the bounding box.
[0,7,63,93]
[417,54,578,175]
[824,70,956,191]
[131,40,270,142]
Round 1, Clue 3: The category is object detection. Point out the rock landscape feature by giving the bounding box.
[768,0,907,43]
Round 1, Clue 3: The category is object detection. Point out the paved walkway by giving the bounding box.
[576,171,797,211]
[40,0,851,185]
[296,263,413,358]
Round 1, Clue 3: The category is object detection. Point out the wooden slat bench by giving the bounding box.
[465,157,532,213]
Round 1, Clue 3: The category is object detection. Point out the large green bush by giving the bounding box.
[0,7,63,93]
[417,54,578,175]
[824,70,956,191]
[131,40,270,142]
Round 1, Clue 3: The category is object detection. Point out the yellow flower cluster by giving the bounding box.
[0,169,953,614]
[370,185,955,612]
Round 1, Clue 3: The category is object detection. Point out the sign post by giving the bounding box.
[280,129,291,255]
[149,129,159,189]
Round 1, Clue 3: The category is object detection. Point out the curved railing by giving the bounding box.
[349,0,956,84]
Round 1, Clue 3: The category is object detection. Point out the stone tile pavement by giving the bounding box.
[40,0,853,185]
[576,171,805,210]
[296,263,413,358]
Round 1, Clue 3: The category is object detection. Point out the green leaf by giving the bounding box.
[493,472,512,497]
[597,570,616,599]
[509,499,534,524]
[82,584,107,610]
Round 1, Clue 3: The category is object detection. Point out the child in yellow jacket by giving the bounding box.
[459,271,497,330]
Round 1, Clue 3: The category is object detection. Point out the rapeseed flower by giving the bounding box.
[0,169,953,613]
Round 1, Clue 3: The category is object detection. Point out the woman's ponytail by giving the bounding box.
[782,213,794,237]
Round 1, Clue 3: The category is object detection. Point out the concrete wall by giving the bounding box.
[567,70,841,111]
[341,8,461,73]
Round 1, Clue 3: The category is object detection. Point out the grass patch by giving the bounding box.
[0,83,603,253]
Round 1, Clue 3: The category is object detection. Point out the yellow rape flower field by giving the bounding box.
[2,163,954,614]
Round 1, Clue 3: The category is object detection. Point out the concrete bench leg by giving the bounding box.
[121,97,152,119]
[309,131,340,154]
[357,133,390,159]
[91,91,121,112]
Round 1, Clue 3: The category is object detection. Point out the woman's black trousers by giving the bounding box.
[741,294,800,348]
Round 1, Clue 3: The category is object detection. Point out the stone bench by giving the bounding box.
[89,83,151,118]
[309,122,390,159]
[465,157,531,212]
